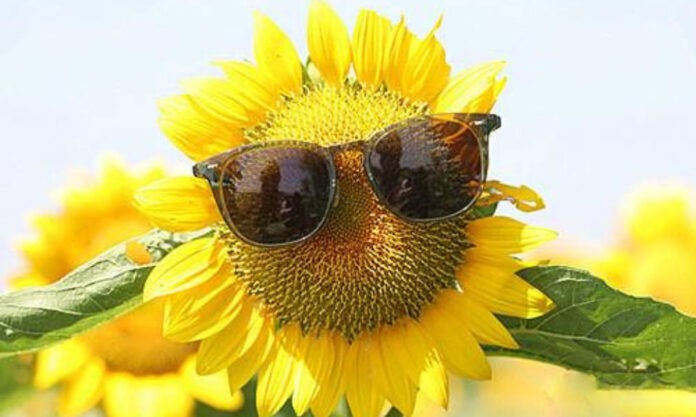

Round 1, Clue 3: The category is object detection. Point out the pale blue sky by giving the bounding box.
[1,1,695,280]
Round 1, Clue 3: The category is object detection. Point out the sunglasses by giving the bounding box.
[194,113,501,247]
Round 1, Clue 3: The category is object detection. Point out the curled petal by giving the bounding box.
[478,180,547,213]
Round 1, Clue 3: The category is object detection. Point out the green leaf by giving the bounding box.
[467,202,498,220]
[0,355,34,412]
[0,229,209,358]
[487,265,696,391]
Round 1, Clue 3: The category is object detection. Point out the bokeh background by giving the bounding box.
[1,1,696,416]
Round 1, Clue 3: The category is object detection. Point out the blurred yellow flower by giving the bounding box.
[10,158,243,417]
[593,184,696,315]
[135,2,556,417]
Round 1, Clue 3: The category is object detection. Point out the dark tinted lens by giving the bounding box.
[217,146,333,245]
[367,117,484,220]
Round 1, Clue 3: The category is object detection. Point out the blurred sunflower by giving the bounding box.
[135,3,557,417]
[592,184,696,315]
[10,158,243,417]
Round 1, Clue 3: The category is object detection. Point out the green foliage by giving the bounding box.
[0,356,34,412]
[467,202,498,220]
[488,265,696,391]
[0,229,209,358]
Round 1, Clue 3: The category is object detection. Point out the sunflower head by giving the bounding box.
[136,3,556,417]
[10,158,242,417]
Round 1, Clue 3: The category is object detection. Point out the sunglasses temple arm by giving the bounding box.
[472,115,498,180]
[480,135,491,181]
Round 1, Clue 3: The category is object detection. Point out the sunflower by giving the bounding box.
[591,184,696,315]
[134,3,557,417]
[10,157,243,417]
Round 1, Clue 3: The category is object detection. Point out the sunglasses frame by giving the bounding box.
[193,113,501,247]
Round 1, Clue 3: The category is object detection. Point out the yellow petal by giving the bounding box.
[352,10,392,87]
[181,78,252,126]
[433,61,506,113]
[458,249,556,318]
[181,357,244,411]
[417,362,449,410]
[256,342,298,417]
[196,303,266,375]
[253,12,303,95]
[213,60,281,122]
[34,340,90,389]
[309,333,349,417]
[381,321,448,408]
[289,328,315,415]
[134,176,220,232]
[376,330,418,416]
[345,336,386,417]
[103,373,193,417]
[227,322,275,391]
[144,237,226,301]
[383,17,411,92]
[441,291,518,349]
[394,16,451,103]
[163,271,243,342]
[290,328,341,416]
[477,180,546,213]
[420,291,492,380]
[157,95,243,161]
[307,0,351,85]
[460,76,507,113]
[57,358,106,417]
[467,216,558,254]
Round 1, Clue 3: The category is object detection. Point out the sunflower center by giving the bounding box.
[226,83,469,340]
